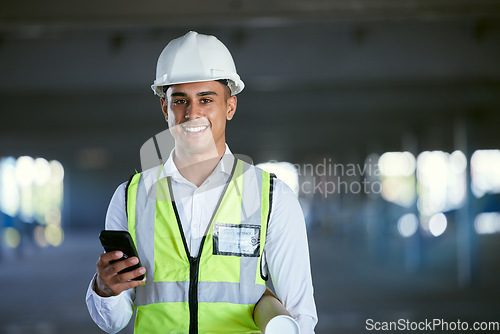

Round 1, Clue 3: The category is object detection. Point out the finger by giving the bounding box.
[96,252,123,281]
[108,256,140,274]
[116,266,146,282]
[95,272,145,297]
[97,251,124,268]
[114,276,147,292]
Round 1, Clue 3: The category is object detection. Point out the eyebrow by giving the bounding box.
[170,91,218,97]
[197,91,217,97]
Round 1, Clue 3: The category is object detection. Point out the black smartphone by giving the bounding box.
[99,230,145,281]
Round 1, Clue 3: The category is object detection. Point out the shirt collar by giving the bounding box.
[160,143,235,183]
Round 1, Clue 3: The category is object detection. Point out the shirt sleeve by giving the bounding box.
[264,179,318,334]
[85,182,136,333]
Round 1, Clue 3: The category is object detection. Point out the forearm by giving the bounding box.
[86,274,135,333]
[86,182,135,332]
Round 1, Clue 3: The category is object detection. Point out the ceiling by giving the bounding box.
[2,0,500,25]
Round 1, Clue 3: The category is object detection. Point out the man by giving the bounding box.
[86,31,317,333]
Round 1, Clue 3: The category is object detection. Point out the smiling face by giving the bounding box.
[160,81,237,161]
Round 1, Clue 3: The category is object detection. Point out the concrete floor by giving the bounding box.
[0,228,499,334]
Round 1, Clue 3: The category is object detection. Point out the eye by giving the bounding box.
[172,99,187,106]
[200,98,212,104]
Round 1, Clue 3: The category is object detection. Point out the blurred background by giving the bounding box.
[1,0,500,333]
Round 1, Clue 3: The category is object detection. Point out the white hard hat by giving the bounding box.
[151,31,245,98]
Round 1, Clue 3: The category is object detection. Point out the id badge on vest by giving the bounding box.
[213,223,260,257]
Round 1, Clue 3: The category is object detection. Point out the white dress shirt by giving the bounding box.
[86,145,317,333]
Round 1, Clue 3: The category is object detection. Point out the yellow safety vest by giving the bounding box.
[126,158,274,334]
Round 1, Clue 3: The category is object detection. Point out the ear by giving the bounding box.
[160,98,168,121]
[226,95,237,121]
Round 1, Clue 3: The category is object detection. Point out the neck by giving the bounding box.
[173,144,226,187]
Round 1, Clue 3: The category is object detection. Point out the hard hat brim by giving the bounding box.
[152,76,244,98]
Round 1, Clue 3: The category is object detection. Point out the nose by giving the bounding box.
[185,102,202,120]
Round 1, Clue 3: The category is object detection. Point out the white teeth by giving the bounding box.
[184,126,207,133]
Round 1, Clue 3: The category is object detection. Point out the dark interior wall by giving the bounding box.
[1,19,499,229]
[1,4,500,334]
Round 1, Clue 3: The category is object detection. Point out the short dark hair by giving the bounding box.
[216,79,231,99]
[215,79,229,87]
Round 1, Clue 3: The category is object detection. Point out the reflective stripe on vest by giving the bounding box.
[126,159,273,334]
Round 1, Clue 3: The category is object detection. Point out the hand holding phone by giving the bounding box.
[99,230,145,281]
[95,230,146,297]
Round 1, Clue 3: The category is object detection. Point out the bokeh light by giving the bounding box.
[397,213,419,238]
[0,157,20,217]
[34,225,49,247]
[428,212,447,237]
[15,156,36,187]
[474,212,500,234]
[45,224,64,247]
[471,149,500,198]
[0,155,65,248]
[49,160,65,184]
[417,151,466,216]
[378,152,416,207]
[34,157,51,186]
[3,227,21,248]
[379,151,416,177]
[256,161,299,197]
